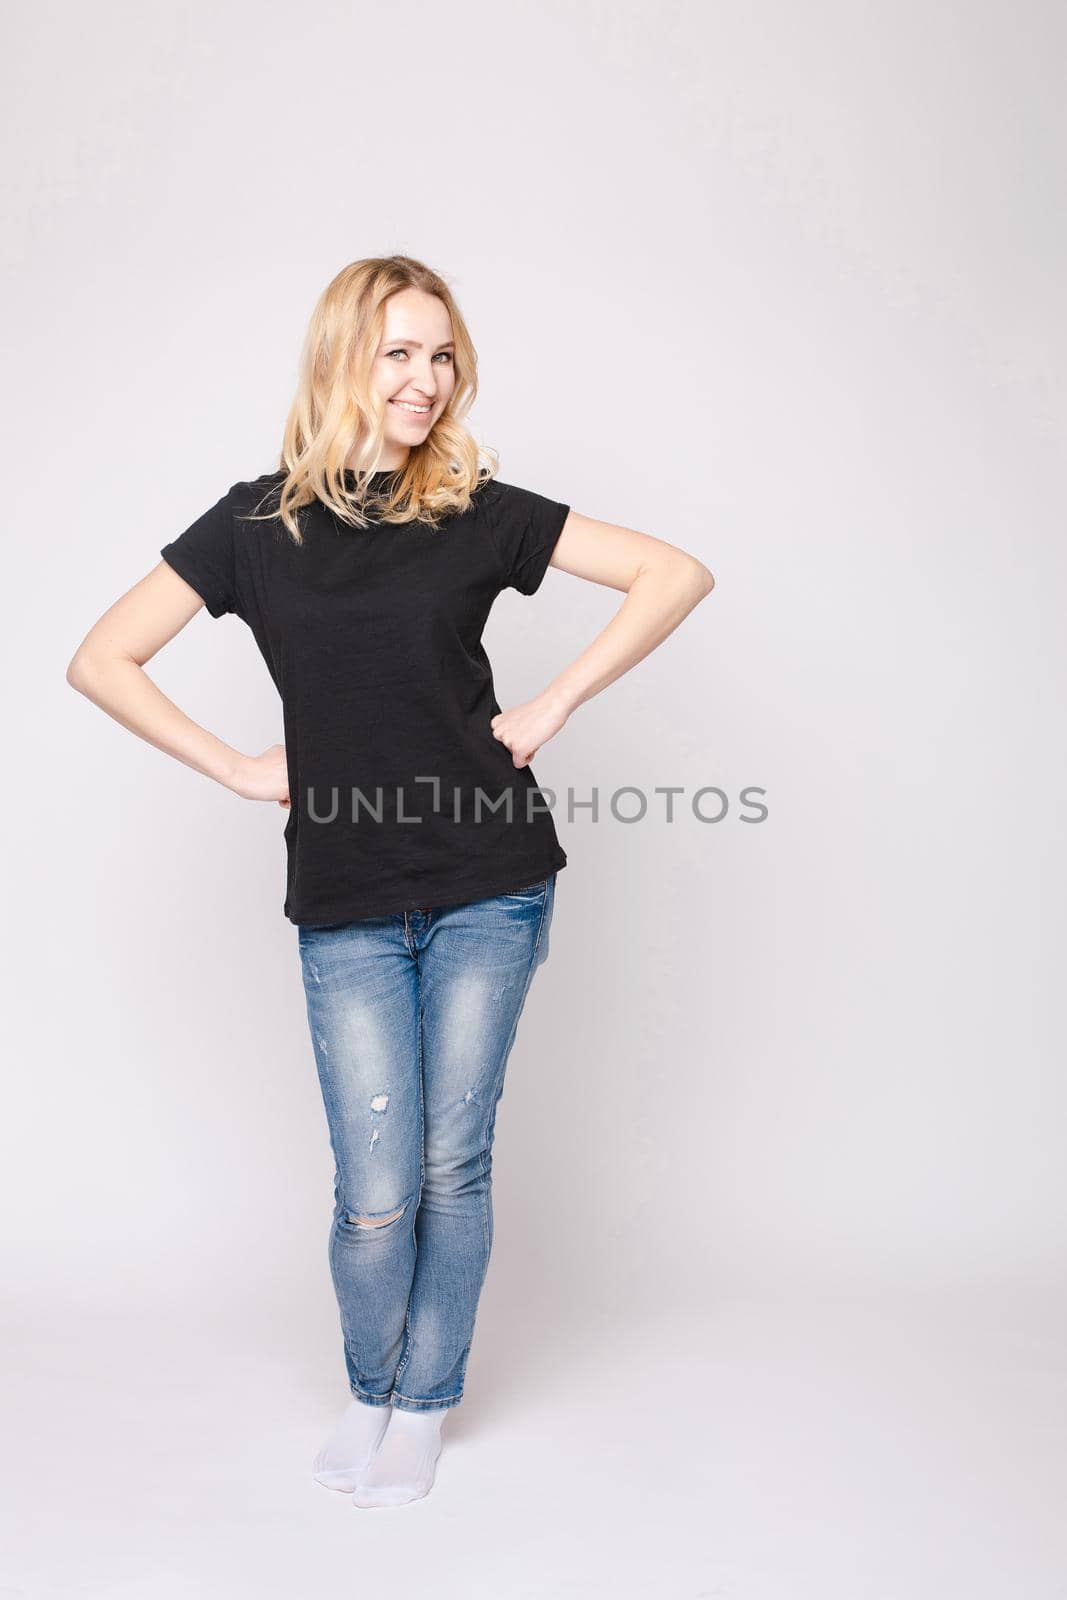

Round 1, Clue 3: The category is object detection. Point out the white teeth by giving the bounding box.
[391,399,430,413]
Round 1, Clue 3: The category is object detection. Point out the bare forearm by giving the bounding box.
[546,557,713,717]
[66,654,243,790]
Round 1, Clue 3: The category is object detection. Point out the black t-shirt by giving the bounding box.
[159,470,571,925]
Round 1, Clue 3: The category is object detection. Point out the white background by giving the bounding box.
[5,1,1064,1594]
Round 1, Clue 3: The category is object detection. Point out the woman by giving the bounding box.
[66,254,715,1509]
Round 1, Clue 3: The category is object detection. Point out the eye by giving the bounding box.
[384,349,454,363]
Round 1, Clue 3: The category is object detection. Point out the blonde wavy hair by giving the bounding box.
[246,255,498,544]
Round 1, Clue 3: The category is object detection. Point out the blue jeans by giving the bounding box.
[297,873,557,1413]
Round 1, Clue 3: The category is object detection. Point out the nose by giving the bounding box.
[397,380,435,403]
[413,357,445,394]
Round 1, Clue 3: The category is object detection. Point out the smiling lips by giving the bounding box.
[390,398,432,415]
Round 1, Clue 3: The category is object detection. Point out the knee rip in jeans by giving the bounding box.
[344,1197,409,1230]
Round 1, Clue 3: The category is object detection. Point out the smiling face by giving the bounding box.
[368,286,457,468]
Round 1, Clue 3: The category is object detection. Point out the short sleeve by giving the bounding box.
[160,482,245,618]
[483,479,571,596]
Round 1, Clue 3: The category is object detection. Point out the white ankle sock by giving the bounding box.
[351,1406,447,1508]
[312,1398,392,1492]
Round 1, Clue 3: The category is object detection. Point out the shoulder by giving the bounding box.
[472,475,525,510]
[469,475,571,594]
[470,475,564,523]
[229,471,287,522]
[236,469,287,496]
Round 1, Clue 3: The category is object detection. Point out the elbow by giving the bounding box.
[66,649,103,693]
[689,558,715,597]
[68,645,144,692]
[634,553,715,597]
[66,653,88,692]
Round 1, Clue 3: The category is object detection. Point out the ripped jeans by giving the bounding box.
[297,873,557,1413]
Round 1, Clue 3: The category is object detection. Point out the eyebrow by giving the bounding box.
[382,338,455,350]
